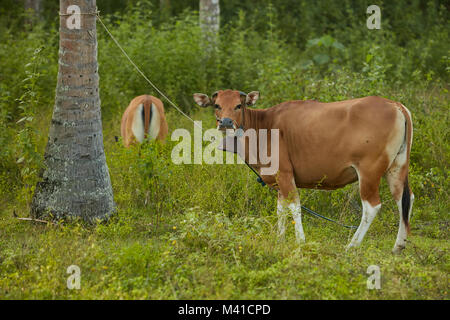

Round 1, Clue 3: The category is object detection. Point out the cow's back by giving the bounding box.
[268,96,403,188]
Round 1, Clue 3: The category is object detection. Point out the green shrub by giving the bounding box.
[0,1,448,300]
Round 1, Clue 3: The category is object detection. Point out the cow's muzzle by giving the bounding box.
[218,117,235,130]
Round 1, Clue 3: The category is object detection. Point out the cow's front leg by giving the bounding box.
[276,192,287,237]
[277,173,305,243]
[290,198,305,243]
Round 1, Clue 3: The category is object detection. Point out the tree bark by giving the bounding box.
[199,0,220,47]
[31,0,115,222]
[24,0,41,13]
[160,0,171,20]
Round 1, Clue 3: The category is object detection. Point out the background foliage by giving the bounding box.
[0,0,448,299]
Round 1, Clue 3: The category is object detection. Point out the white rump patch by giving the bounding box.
[131,103,145,143]
[401,103,413,147]
[131,103,161,142]
[385,107,407,168]
[149,103,160,140]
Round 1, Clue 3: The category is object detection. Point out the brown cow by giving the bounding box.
[121,95,168,147]
[193,90,414,253]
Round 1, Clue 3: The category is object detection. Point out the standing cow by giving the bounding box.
[193,90,414,253]
[121,95,168,147]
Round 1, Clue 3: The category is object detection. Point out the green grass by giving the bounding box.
[1,101,448,299]
[0,200,448,299]
[0,4,448,299]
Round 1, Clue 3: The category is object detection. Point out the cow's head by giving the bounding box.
[193,89,259,131]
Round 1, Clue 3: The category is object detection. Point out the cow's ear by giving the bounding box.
[246,91,260,106]
[193,93,212,107]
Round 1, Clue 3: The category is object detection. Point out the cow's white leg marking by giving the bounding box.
[289,201,305,243]
[347,201,381,249]
[276,198,287,237]
[131,103,145,143]
[277,199,305,243]
[393,194,414,254]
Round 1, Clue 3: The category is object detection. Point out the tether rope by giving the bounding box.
[95,12,202,130]
[59,9,358,229]
[59,9,200,130]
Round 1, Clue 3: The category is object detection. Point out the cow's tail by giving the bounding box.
[402,176,411,234]
[399,104,414,234]
[142,96,153,139]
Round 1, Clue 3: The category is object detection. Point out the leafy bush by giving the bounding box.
[0,1,448,299]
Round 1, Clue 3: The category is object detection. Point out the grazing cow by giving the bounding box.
[120,95,168,147]
[193,90,414,253]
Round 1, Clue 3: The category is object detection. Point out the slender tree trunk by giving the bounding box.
[24,0,41,13]
[31,0,115,222]
[199,0,220,47]
[22,0,42,28]
[160,0,171,20]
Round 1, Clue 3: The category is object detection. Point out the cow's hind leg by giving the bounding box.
[385,158,414,254]
[346,167,382,249]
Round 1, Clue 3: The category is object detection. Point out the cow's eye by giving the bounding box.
[235,104,242,110]
[214,104,221,110]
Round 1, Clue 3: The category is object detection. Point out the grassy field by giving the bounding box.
[1,91,448,299]
[0,2,449,300]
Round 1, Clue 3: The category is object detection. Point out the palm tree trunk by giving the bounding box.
[31,0,115,222]
[199,0,220,47]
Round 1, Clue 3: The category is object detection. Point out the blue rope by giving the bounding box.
[300,205,358,229]
[244,161,358,229]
